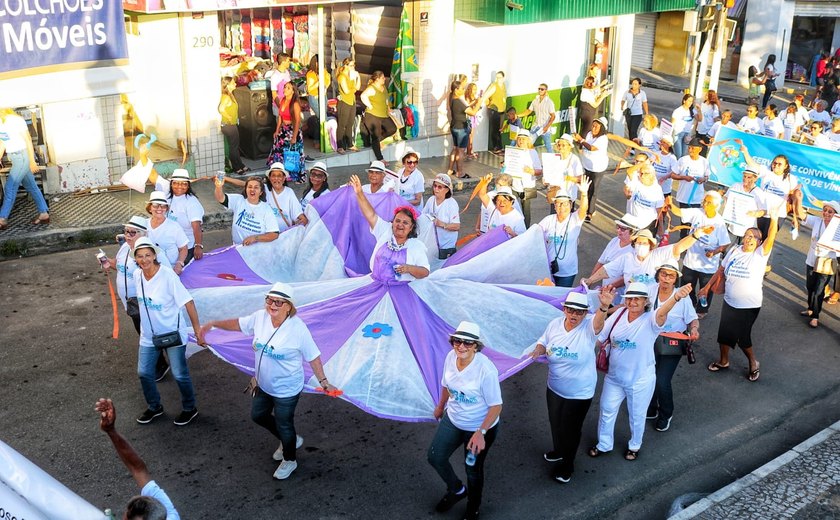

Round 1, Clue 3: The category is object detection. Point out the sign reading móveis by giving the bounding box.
[0,0,128,78]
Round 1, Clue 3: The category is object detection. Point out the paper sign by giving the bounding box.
[503,146,533,179]
[542,153,571,187]
[568,107,577,135]
[722,189,757,231]
[660,119,673,140]
[119,160,153,193]
[817,214,840,252]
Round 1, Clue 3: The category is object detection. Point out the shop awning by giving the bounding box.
[123,0,382,14]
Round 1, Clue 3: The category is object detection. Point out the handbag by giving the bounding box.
[815,256,836,275]
[283,141,304,175]
[596,308,626,373]
[139,273,183,350]
[389,108,405,129]
[654,334,690,356]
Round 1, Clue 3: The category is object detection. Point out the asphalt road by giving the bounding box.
[2,88,839,520]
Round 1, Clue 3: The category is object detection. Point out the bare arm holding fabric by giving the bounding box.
[348,175,378,229]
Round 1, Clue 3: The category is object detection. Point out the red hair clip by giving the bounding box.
[394,205,419,220]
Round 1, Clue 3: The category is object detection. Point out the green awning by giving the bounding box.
[455,0,695,25]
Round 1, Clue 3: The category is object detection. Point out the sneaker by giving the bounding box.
[155,364,170,382]
[584,214,592,223]
[435,487,467,512]
[646,410,658,420]
[553,472,572,483]
[655,415,672,432]
[273,435,304,461]
[136,407,164,424]
[273,459,298,480]
[173,408,198,426]
[543,451,563,462]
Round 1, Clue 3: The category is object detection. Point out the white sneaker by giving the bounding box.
[273,460,298,480]
[272,435,304,461]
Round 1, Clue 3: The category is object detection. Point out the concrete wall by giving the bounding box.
[738,0,794,87]
[652,11,690,76]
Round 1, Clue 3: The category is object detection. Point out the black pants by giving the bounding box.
[336,100,356,150]
[682,266,715,312]
[221,124,245,171]
[625,113,643,140]
[363,113,397,161]
[515,188,536,228]
[487,108,502,151]
[579,103,596,138]
[647,353,681,420]
[584,169,605,216]
[762,87,775,109]
[546,389,591,478]
[806,265,833,320]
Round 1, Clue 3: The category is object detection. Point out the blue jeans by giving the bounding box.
[137,345,195,411]
[673,131,690,159]
[427,413,498,508]
[529,124,553,152]
[0,150,49,219]
[648,353,681,420]
[251,388,300,461]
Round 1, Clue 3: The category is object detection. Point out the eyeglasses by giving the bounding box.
[264,297,287,308]
[432,183,447,189]
[451,339,477,348]
[564,307,586,316]
[124,229,139,236]
[658,271,678,278]
[616,226,632,232]
[404,160,418,165]
[537,87,546,91]
[310,173,327,178]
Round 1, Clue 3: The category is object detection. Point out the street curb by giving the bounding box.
[667,424,840,519]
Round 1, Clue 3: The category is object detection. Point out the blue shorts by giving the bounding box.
[451,127,469,148]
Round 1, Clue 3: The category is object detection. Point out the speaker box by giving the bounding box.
[233,86,276,159]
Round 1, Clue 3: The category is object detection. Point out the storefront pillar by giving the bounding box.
[738,0,794,88]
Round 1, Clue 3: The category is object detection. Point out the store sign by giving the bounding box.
[0,1,129,79]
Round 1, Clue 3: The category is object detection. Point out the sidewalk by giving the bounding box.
[631,66,817,107]
[670,420,840,519]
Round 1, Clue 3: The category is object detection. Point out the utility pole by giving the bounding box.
[706,1,730,94]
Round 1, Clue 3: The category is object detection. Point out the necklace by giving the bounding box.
[387,237,408,251]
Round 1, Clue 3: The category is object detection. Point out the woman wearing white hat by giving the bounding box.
[795,201,838,329]
[361,161,396,194]
[132,237,205,427]
[265,163,304,232]
[699,213,779,382]
[589,282,692,461]
[428,321,502,520]
[645,261,699,433]
[622,160,665,232]
[214,175,280,246]
[145,191,189,274]
[573,117,609,222]
[476,173,526,238]
[397,149,425,210]
[199,282,335,480]
[528,290,612,482]
[536,177,591,287]
[348,174,430,281]
[588,214,640,302]
[423,173,461,259]
[300,162,331,213]
[150,169,205,262]
[544,134,584,209]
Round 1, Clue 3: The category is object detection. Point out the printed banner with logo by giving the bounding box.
[707,127,840,210]
[0,1,129,79]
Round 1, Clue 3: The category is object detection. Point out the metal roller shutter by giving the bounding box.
[632,12,658,70]
[351,4,401,76]
[794,2,840,17]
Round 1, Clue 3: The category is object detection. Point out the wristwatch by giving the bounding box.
[478,428,487,436]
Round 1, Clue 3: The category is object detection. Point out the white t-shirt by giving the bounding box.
[625,178,664,227]
[537,212,583,277]
[647,285,698,334]
[653,152,677,194]
[479,190,522,233]
[782,113,800,141]
[708,120,737,140]
[539,315,597,399]
[675,156,709,204]
[115,243,172,307]
[484,200,526,235]
[300,188,331,211]
[825,130,840,151]
[605,245,675,287]
[808,109,831,127]
[133,266,193,348]
[697,102,720,135]
[0,113,28,153]
[598,310,662,386]
[795,106,810,127]
[265,187,304,232]
[239,312,320,398]
[597,237,634,296]
[623,90,647,116]
[637,126,661,151]
[141,480,180,520]
[737,116,763,134]
[812,132,833,150]
[672,105,694,135]
[581,133,609,172]
[362,179,396,193]
[396,168,425,209]
[224,194,280,244]
[722,246,770,308]
[682,212,731,273]
[805,215,837,267]
[759,168,799,201]
[542,153,583,200]
[370,217,430,281]
[441,350,503,431]
[146,218,188,266]
[155,178,205,248]
[761,117,783,138]
[423,197,460,250]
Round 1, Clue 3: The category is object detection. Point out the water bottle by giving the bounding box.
[465,450,477,466]
[698,294,708,308]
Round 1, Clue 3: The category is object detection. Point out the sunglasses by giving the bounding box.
[538,87,547,91]
[124,229,139,236]
[564,307,586,316]
[150,203,167,209]
[451,339,477,347]
[433,183,448,189]
[616,226,632,232]
[264,297,288,308]
[310,172,327,178]
[404,160,418,165]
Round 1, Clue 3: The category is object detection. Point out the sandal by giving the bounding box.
[707,362,729,372]
[31,215,50,225]
[624,449,639,461]
[828,293,840,305]
[800,310,813,316]
[588,446,610,458]
[809,318,819,329]
[748,363,760,382]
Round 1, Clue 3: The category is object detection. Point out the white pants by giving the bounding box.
[596,371,656,452]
